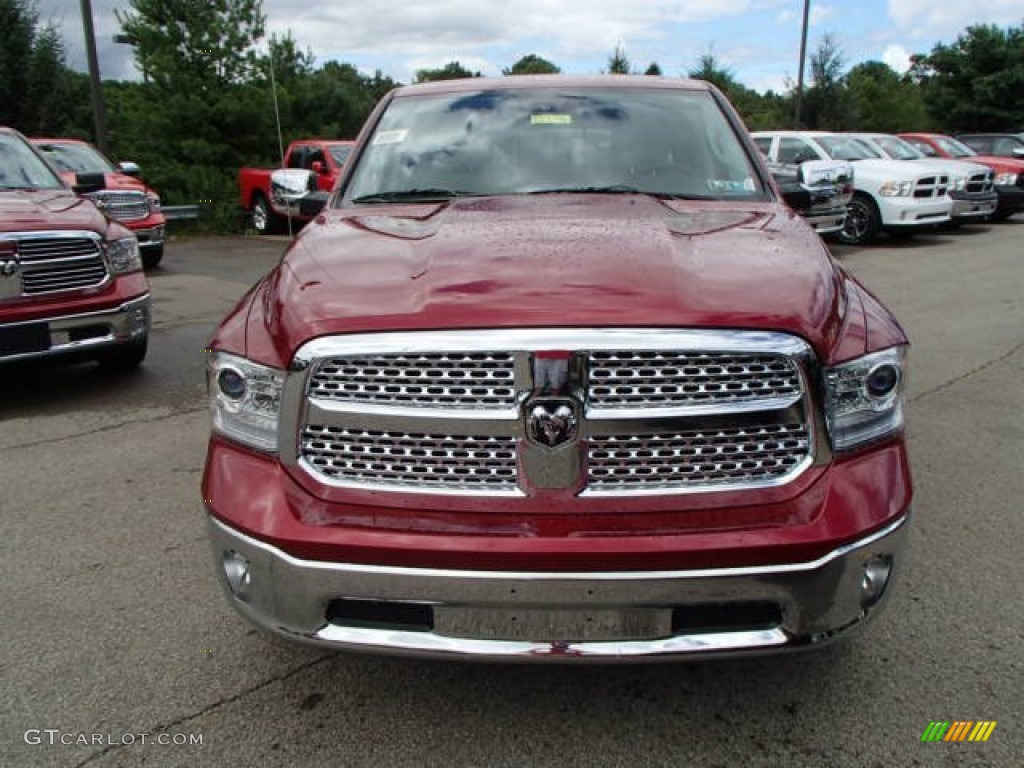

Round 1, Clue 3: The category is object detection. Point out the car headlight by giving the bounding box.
[147,193,161,213]
[106,235,142,274]
[877,180,913,197]
[824,346,907,452]
[994,172,1018,186]
[208,352,284,452]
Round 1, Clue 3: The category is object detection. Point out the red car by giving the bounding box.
[203,77,912,661]
[32,138,167,269]
[900,132,1024,221]
[1,127,150,368]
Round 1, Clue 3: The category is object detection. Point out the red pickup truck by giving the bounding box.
[238,140,354,234]
[204,77,912,662]
[1,127,150,369]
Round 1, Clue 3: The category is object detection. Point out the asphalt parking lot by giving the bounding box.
[2,224,1022,767]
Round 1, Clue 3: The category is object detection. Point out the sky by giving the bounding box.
[37,0,1024,94]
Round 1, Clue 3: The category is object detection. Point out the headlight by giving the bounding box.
[877,180,913,197]
[994,172,1018,186]
[208,351,284,452]
[824,346,907,452]
[106,236,142,274]
[147,193,161,213]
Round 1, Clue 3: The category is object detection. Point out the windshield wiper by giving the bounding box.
[351,188,471,204]
[524,186,715,200]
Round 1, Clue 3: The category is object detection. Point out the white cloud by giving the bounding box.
[881,44,912,73]
[776,10,796,24]
[887,0,1023,36]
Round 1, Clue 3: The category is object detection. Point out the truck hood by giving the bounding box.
[0,188,107,234]
[266,194,849,361]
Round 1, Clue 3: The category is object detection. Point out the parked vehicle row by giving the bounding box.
[0,127,151,369]
[754,130,1020,244]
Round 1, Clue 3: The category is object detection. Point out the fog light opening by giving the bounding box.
[223,550,252,601]
[860,555,893,607]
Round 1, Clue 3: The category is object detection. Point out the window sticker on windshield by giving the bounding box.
[373,129,408,145]
[707,178,757,193]
[530,114,573,126]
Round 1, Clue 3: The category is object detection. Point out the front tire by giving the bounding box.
[142,245,164,270]
[838,194,881,245]
[96,337,148,371]
[252,194,282,235]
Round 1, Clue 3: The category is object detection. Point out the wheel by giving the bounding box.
[141,244,164,270]
[837,194,881,245]
[96,337,148,371]
[251,194,282,235]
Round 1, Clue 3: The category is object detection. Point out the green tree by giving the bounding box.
[607,43,630,74]
[117,0,266,92]
[845,60,931,132]
[414,61,481,83]
[644,62,662,76]
[503,54,560,75]
[913,23,1024,130]
[801,34,852,130]
[0,0,80,134]
[687,48,786,130]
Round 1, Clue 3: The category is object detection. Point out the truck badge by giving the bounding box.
[527,400,578,448]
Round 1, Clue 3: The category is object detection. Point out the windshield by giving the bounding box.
[34,141,114,174]
[816,135,878,162]
[870,135,924,160]
[343,87,766,203]
[329,146,352,165]
[933,136,976,158]
[0,133,65,190]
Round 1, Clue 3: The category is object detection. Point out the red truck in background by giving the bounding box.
[32,138,167,269]
[1,127,150,369]
[238,140,354,234]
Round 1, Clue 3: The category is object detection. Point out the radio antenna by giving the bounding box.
[267,41,294,238]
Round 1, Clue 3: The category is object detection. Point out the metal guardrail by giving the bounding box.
[162,205,200,221]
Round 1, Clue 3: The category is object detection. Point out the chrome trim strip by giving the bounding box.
[0,229,103,243]
[293,329,814,369]
[308,397,519,422]
[210,513,907,582]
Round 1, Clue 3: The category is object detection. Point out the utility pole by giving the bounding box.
[793,0,811,128]
[80,0,110,155]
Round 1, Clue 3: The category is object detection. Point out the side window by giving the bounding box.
[286,148,306,169]
[992,138,1015,155]
[752,137,773,157]
[306,149,327,170]
[777,138,814,165]
[905,139,935,157]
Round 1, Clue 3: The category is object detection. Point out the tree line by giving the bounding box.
[2,0,1022,231]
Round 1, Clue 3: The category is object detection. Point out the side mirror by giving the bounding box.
[311,160,327,175]
[299,192,329,219]
[1011,146,1024,158]
[117,161,142,178]
[73,172,105,195]
[781,187,813,211]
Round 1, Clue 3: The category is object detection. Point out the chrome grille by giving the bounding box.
[913,175,948,198]
[588,351,801,409]
[290,330,816,497]
[89,191,150,222]
[302,425,519,491]
[966,172,993,194]
[309,353,517,408]
[15,236,108,294]
[588,423,810,492]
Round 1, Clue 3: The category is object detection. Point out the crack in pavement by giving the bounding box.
[73,653,335,767]
[2,405,207,452]
[909,340,1024,404]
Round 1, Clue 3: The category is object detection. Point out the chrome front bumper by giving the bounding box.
[0,294,150,364]
[207,512,910,662]
[950,196,997,220]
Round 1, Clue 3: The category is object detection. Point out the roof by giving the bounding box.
[391,75,714,98]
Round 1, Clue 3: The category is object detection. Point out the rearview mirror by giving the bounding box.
[73,172,105,195]
[117,161,142,178]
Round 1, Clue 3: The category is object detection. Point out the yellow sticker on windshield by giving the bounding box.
[531,114,573,125]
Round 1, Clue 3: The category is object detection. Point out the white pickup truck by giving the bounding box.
[752,131,953,245]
